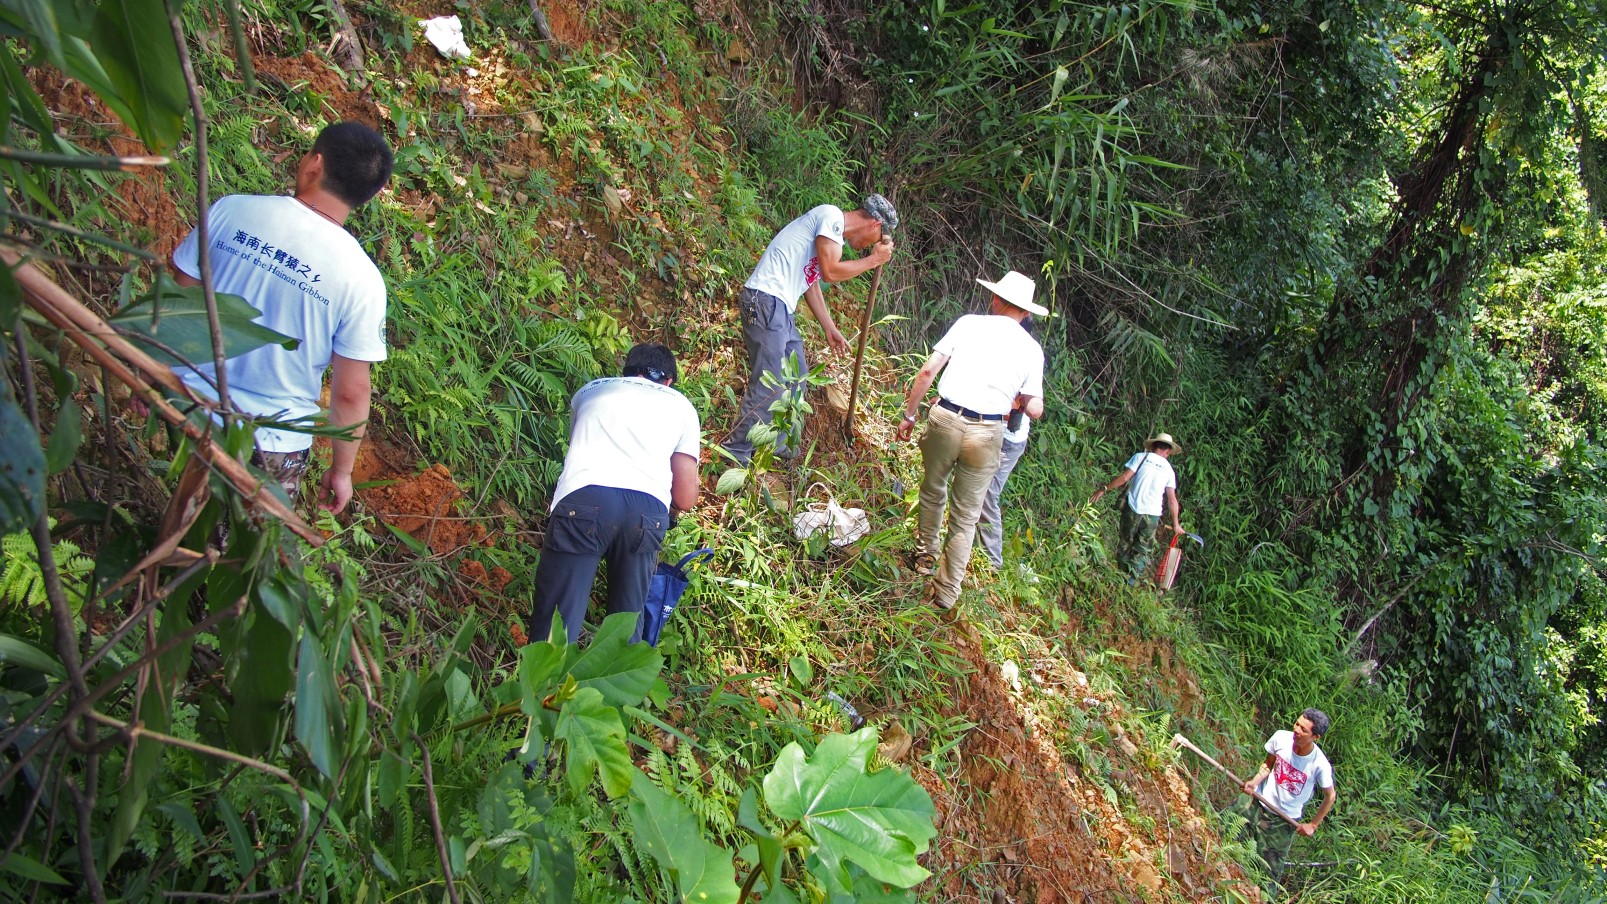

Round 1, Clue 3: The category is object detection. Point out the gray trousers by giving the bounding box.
[722,287,805,463]
[977,436,1028,567]
[529,485,668,645]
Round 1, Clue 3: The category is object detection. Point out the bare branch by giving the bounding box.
[528,0,556,42]
[2,246,324,545]
[165,0,230,414]
[324,0,367,75]
[414,733,462,904]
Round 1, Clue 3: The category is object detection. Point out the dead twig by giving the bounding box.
[3,247,323,545]
[165,0,231,415]
[8,326,104,899]
[413,732,462,904]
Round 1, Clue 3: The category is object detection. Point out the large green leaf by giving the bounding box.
[0,249,19,325]
[737,787,783,892]
[0,633,63,678]
[294,629,340,778]
[108,275,299,370]
[42,393,80,476]
[523,819,577,904]
[516,638,567,759]
[626,772,741,904]
[552,687,633,799]
[518,635,567,696]
[0,850,67,885]
[86,0,187,153]
[476,763,576,903]
[562,611,663,707]
[227,612,295,755]
[0,393,46,534]
[762,728,937,888]
[0,0,65,66]
[35,343,81,476]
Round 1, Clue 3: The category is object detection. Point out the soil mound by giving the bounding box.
[350,441,489,554]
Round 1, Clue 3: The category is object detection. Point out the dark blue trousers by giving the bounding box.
[528,485,668,644]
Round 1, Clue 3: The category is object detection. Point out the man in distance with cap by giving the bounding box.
[1092,433,1184,583]
[722,195,898,464]
[976,315,1038,570]
[895,270,1047,610]
[528,344,701,645]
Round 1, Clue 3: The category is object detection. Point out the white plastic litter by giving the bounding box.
[420,15,470,60]
[1000,660,1022,692]
[792,486,870,548]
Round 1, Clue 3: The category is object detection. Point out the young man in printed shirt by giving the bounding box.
[1240,709,1337,890]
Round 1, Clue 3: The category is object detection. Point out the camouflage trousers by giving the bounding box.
[250,448,310,504]
[1116,501,1161,581]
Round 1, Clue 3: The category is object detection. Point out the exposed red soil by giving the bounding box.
[914,620,1259,903]
[458,557,514,593]
[254,51,380,126]
[25,70,186,269]
[1055,600,1243,788]
[349,440,489,555]
[541,0,593,45]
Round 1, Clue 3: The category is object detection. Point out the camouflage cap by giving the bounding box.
[862,193,899,231]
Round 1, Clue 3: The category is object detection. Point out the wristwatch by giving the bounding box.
[902,412,917,425]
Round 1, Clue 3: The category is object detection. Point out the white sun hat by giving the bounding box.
[976,270,1049,317]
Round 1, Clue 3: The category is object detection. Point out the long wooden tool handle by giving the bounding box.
[843,265,884,440]
[1172,733,1302,830]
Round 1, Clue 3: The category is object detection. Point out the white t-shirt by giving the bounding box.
[1003,416,1031,444]
[1255,730,1334,821]
[550,377,702,511]
[744,205,845,312]
[932,315,1045,418]
[172,195,388,452]
[1122,451,1177,517]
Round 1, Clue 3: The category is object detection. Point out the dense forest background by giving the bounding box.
[1,0,1605,900]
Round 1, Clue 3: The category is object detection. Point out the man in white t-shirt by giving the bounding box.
[529,344,701,645]
[1239,709,1337,889]
[721,195,898,464]
[976,316,1037,568]
[1091,433,1183,583]
[172,121,392,514]
[895,270,1046,610]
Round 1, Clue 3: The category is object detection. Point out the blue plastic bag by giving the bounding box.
[639,548,714,646]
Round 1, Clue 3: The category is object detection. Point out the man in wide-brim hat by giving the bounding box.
[1092,432,1184,582]
[895,270,1048,610]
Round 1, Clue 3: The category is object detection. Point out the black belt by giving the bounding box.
[936,398,1004,421]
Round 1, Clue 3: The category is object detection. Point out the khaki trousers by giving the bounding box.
[917,405,1004,607]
